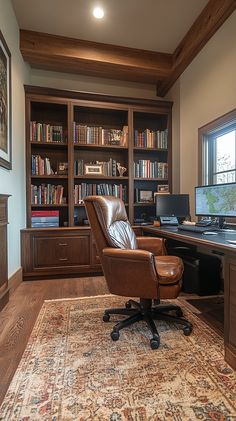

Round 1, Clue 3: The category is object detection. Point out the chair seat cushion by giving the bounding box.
[155,256,183,285]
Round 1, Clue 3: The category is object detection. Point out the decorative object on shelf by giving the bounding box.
[117,162,127,177]
[157,184,169,193]
[0,31,11,170]
[139,190,153,203]
[84,163,103,175]
[57,162,68,175]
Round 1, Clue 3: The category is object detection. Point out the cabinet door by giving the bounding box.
[34,235,90,267]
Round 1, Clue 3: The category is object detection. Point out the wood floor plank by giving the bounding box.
[0,276,108,405]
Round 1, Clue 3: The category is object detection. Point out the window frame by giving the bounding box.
[198,109,236,186]
[198,108,236,223]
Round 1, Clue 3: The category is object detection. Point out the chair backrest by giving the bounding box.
[84,195,137,263]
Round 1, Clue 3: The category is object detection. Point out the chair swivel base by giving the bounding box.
[103,298,192,349]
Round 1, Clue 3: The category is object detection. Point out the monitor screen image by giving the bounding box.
[155,194,190,217]
[195,182,236,217]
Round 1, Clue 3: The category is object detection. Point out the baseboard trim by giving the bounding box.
[8,267,23,296]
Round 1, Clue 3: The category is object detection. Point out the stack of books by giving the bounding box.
[31,210,59,228]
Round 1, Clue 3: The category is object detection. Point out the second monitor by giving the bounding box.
[155,193,190,225]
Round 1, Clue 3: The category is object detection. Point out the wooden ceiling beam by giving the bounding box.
[156,0,236,96]
[20,30,172,84]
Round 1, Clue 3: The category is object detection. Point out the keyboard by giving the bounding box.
[177,224,218,234]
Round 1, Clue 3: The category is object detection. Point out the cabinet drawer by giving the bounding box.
[34,235,90,267]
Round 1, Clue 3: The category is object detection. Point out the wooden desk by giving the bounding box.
[143,225,236,370]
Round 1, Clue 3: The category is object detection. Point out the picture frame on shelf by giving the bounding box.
[0,31,12,170]
[157,184,169,194]
[57,162,68,175]
[84,163,103,175]
[139,190,153,203]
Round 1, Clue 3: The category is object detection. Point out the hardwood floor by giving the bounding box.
[0,276,109,405]
[0,276,224,406]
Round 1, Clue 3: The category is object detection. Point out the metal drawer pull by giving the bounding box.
[59,243,68,246]
[59,257,68,261]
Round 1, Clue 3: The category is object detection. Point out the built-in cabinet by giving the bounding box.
[0,195,9,310]
[21,86,172,279]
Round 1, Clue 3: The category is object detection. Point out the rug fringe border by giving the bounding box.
[44,293,113,303]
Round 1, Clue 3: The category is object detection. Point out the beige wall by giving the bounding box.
[178,11,236,218]
[0,0,29,276]
[30,69,159,100]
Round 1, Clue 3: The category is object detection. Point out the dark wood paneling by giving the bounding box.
[0,195,10,311]
[224,256,236,369]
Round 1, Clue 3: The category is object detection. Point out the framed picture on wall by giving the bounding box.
[0,31,12,170]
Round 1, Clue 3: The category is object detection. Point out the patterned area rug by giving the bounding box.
[0,295,236,420]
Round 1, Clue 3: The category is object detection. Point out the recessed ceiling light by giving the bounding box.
[93,6,104,19]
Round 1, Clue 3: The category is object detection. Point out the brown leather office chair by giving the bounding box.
[84,195,192,349]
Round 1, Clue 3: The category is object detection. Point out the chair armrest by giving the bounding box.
[102,247,159,299]
[103,247,154,262]
[136,236,167,256]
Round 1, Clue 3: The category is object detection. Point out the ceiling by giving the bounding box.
[11,0,236,96]
[12,0,208,53]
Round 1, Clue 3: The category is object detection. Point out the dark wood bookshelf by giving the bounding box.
[25,86,172,228]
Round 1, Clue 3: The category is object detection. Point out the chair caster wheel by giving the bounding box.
[125,301,132,309]
[150,336,160,349]
[176,308,183,317]
[103,313,110,322]
[111,330,120,341]
[183,326,192,336]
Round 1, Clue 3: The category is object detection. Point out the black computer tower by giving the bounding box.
[181,253,221,295]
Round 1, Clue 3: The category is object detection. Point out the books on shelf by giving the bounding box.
[31,210,59,228]
[30,121,67,143]
[74,183,127,204]
[32,155,54,175]
[134,128,168,149]
[73,124,128,146]
[134,160,168,178]
[31,184,65,205]
[74,158,120,177]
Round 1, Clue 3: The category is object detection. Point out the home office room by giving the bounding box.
[0,0,236,419]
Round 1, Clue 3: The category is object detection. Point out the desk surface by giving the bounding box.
[142,225,236,254]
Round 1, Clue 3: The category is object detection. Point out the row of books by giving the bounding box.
[74,183,127,204]
[30,121,66,143]
[31,210,59,228]
[32,155,54,175]
[73,124,128,146]
[134,160,168,179]
[31,184,65,205]
[74,159,122,177]
[134,129,168,149]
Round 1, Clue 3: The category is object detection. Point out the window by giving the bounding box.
[199,109,236,186]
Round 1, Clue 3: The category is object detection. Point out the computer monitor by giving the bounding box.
[155,194,190,218]
[195,182,236,228]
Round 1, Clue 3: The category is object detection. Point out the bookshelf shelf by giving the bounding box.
[133,147,168,152]
[134,177,168,181]
[31,204,68,207]
[74,175,128,180]
[134,202,155,207]
[31,175,68,179]
[74,144,128,151]
[30,142,68,149]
